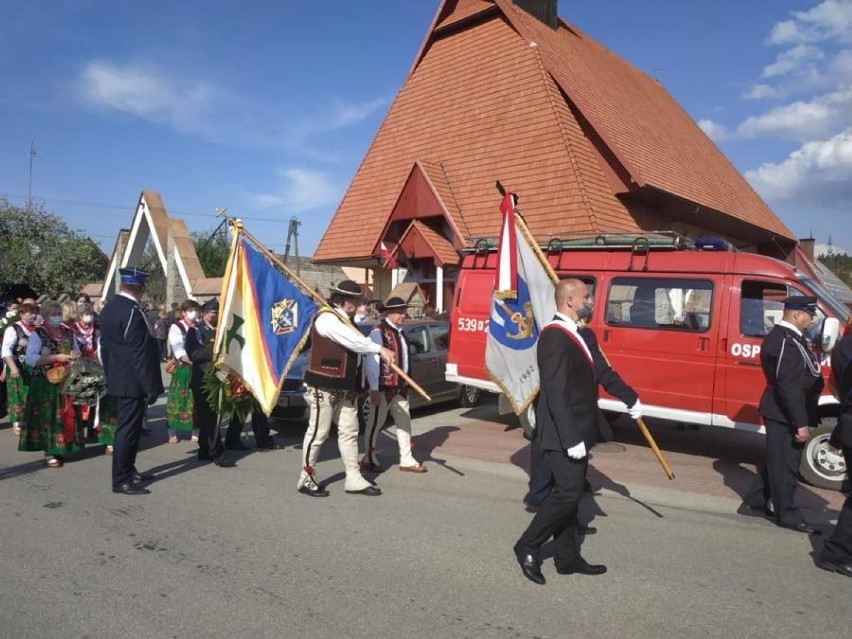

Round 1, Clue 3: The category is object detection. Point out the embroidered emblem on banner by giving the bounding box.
[271,299,298,335]
[488,276,538,350]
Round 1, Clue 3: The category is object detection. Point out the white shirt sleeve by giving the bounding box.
[2,326,17,358]
[314,311,382,355]
[363,329,382,391]
[168,323,187,359]
[25,331,43,367]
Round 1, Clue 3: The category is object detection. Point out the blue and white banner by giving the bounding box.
[485,193,557,414]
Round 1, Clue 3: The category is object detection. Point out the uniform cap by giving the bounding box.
[783,295,817,315]
[202,298,220,313]
[118,267,149,286]
[330,280,364,298]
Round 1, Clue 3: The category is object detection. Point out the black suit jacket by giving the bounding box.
[99,293,164,398]
[758,323,823,427]
[579,326,638,407]
[830,333,852,449]
[535,317,599,452]
[186,322,216,389]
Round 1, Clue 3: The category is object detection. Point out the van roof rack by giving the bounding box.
[465,230,693,254]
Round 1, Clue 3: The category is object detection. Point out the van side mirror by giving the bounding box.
[820,317,840,352]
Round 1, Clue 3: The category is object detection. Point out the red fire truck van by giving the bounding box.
[446,235,848,490]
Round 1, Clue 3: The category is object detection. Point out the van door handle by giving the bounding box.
[603,329,611,342]
[698,337,709,351]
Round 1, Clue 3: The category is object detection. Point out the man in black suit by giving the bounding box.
[818,319,852,577]
[185,299,234,467]
[514,278,607,585]
[740,296,824,533]
[99,268,164,495]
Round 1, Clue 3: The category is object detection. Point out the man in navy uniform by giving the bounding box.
[99,267,164,495]
[513,279,607,585]
[739,295,824,533]
[185,298,235,467]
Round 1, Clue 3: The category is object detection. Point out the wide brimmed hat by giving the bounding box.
[330,280,365,298]
[382,296,410,311]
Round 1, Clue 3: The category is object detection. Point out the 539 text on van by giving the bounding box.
[456,317,489,333]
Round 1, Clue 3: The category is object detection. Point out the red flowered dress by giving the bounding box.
[165,321,195,432]
[4,322,33,425]
[19,326,86,455]
[71,321,117,445]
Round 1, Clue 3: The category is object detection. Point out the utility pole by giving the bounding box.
[283,216,301,275]
[27,141,37,210]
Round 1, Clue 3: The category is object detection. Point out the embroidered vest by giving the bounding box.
[378,320,404,389]
[32,326,74,376]
[304,311,360,391]
[12,323,32,364]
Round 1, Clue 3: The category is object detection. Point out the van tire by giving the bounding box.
[799,420,846,491]
[460,385,481,408]
[519,404,536,441]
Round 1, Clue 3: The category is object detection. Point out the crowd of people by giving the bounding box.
[2,272,850,579]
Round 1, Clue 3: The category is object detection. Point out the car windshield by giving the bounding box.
[799,277,850,323]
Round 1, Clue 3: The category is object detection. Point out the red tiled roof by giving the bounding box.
[397,220,461,266]
[314,0,792,263]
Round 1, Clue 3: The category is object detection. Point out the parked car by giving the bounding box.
[272,318,480,423]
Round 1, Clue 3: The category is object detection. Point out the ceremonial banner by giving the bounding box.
[485,193,557,414]
[214,232,320,415]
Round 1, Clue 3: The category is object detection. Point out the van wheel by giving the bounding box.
[799,420,846,491]
[460,385,481,408]
[519,404,536,441]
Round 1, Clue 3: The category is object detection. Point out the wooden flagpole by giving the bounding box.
[234,221,431,402]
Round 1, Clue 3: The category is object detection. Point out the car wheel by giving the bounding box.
[459,385,481,408]
[799,420,846,491]
[519,403,536,441]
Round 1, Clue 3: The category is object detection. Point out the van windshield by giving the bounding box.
[799,277,850,323]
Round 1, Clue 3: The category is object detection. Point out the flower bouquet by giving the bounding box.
[202,365,254,422]
[61,358,107,405]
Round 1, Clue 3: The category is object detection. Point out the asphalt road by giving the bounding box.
[1,398,849,639]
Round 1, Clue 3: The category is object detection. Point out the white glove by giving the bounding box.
[628,399,643,420]
[566,441,587,460]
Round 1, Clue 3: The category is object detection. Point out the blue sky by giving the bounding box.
[1,0,850,258]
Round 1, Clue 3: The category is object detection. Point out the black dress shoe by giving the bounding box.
[225,441,252,451]
[132,473,154,483]
[213,456,236,468]
[779,522,820,535]
[514,549,546,585]
[583,480,602,495]
[816,559,852,577]
[345,485,382,496]
[578,524,597,535]
[298,485,330,497]
[555,557,607,576]
[737,503,773,518]
[112,482,150,495]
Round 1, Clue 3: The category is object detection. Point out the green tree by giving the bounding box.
[0,198,106,298]
[821,253,852,287]
[192,226,231,277]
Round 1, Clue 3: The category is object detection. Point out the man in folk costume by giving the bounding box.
[739,295,824,533]
[297,280,395,497]
[361,296,427,474]
[98,268,163,494]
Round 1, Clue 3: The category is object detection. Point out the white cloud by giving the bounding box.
[76,59,214,135]
[244,167,342,213]
[697,119,729,141]
[736,86,852,140]
[762,44,824,77]
[770,0,852,45]
[745,127,852,206]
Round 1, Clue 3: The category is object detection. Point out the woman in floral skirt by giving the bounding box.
[165,300,200,443]
[2,301,40,437]
[21,300,82,467]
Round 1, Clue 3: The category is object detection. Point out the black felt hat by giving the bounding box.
[383,296,410,311]
[330,280,365,298]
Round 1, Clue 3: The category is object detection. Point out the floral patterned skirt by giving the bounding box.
[19,376,85,455]
[166,365,195,432]
[96,395,117,445]
[5,374,28,424]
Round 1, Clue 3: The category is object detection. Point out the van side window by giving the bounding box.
[606,277,713,331]
[740,281,786,337]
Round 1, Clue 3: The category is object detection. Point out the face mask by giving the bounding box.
[82,314,94,323]
[575,301,594,322]
[184,311,197,321]
[48,316,63,327]
[22,314,36,325]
